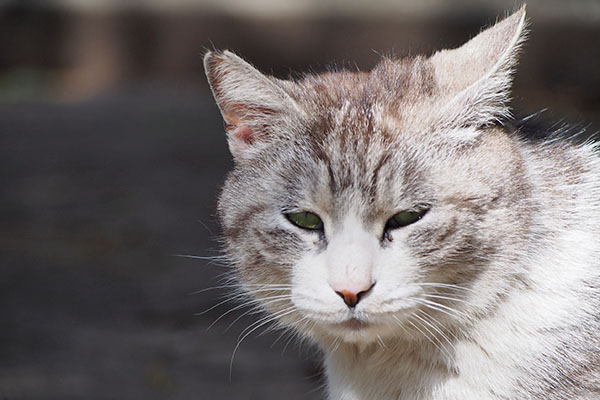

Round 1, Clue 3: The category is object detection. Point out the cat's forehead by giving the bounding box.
[285,58,439,178]
[268,58,444,219]
[293,56,437,124]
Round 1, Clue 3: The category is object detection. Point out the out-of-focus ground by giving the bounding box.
[1,1,599,399]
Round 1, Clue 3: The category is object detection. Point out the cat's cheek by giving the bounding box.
[372,247,423,303]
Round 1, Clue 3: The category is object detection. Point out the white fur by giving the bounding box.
[322,226,600,399]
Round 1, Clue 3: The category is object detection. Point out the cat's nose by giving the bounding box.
[334,282,375,308]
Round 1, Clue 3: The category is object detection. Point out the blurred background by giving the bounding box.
[1,0,599,399]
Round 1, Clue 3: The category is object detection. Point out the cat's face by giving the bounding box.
[206,8,529,346]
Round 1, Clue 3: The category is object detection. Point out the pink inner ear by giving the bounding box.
[223,106,257,147]
[232,125,255,145]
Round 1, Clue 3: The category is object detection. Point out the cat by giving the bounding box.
[203,6,600,399]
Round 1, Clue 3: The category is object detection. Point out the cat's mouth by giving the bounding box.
[322,316,398,343]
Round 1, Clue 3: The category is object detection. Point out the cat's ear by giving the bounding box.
[430,6,527,129]
[204,50,302,159]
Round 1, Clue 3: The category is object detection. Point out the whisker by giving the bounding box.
[196,219,217,236]
[244,287,293,295]
[417,282,475,293]
[404,317,450,359]
[172,254,229,261]
[281,330,297,357]
[271,324,293,348]
[222,295,293,331]
[390,316,414,340]
[411,313,452,359]
[206,301,258,331]
[230,307,298,380]
[415,298,473,322]
[304,375,328,397]
[277,315,311,355]
[202,293,291,331]
[420,308,462,343]
[189,284,240,295]
[331,337,342,354]
[236,306,295,341]
[223,306,260,332]
[172,253,231,268]
[196,292,249,316]
[421,293,470,304]
[415,310,457,354]
[244,283,293,287]
[190,282,291,296]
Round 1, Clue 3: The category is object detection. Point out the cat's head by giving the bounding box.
[205,8,531,346]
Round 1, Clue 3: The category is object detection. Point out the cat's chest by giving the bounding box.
[325,339,522,400]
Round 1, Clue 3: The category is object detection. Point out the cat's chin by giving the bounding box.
[314,317,403,345]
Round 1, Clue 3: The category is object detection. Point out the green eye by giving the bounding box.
[387,208,428,230]
[286,211,323,231]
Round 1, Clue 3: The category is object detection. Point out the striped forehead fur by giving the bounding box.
[291,56,436,125]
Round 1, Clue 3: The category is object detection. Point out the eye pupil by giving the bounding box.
[286,211,323,230]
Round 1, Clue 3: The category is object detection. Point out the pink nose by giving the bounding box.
[333,283,376,308]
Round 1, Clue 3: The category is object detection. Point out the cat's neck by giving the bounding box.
[324,338,453,399]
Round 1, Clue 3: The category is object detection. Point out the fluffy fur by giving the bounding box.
[204,6,600,399]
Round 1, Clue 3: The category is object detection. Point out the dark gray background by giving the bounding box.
[1,1,599,399]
